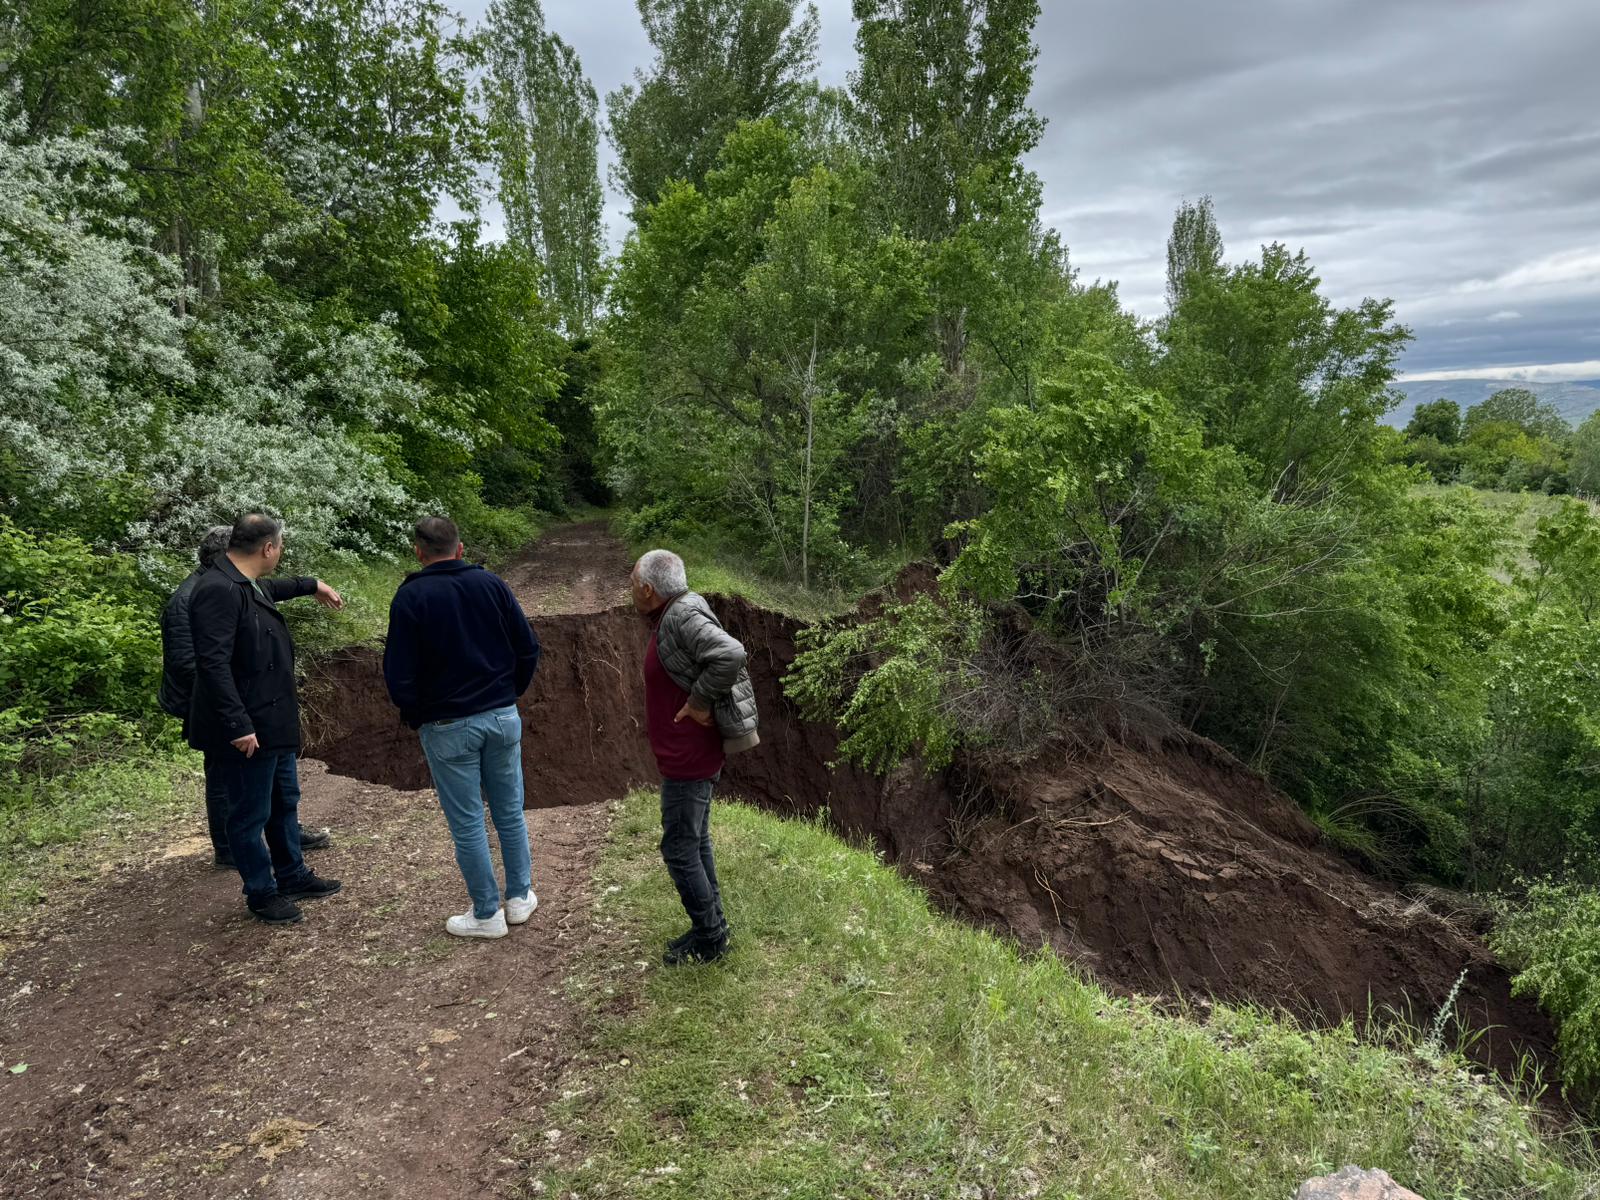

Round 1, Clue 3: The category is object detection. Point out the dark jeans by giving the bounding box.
[660,777,727,941]
[202,751,230,856]
[216,750,310,902]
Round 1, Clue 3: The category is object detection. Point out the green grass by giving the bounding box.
[0,747,201,936]
[281,553,410,654]
[617,523,914,623]
[519,792,1600,1199]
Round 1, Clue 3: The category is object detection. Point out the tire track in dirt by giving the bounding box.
[0,524,633,1199]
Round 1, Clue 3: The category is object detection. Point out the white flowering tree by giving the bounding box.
[0,117,430,569]
[0,119,191,531]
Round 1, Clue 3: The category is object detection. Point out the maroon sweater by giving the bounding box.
[644,630,724,781]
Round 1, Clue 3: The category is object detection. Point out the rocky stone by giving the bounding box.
[1295,1165,1427,1200]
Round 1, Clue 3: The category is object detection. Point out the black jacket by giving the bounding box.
[383,559,541,729]
[185,558,318,753]
[158,569,206,718]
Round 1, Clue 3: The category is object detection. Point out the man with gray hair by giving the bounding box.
[160,525,334,867]
[630,549,759,965]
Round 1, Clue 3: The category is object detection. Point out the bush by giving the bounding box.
[1492,882,1600,1098]
[0,518,162,771]
[452,493,544,566]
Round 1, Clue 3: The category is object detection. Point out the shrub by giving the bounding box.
[1492,882,1600,1098]
[0,518,161,771]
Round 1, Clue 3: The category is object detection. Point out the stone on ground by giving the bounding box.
[1295,1166,1427,1200]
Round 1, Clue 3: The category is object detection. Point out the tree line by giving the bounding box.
[1401,388,1600,496]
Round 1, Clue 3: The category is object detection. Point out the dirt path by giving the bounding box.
[0,524,630,1199]
[500,518,633,615]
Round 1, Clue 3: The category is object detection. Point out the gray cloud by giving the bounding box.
[461,0,1600,375]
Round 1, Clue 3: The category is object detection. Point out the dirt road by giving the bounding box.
[0,523,631,1199]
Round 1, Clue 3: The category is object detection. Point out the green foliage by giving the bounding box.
[1165,194,1223,312]
[1529,498,1600,621]
[1466,388,1571,442]
[0,750,199,919]
[602,119,926,585]
[0,518,161,771]
[486,0,606,336]
[1494,883,1600,1098]
[1158,239,1409,493]
[790,594,987,770]
[1571,411,1600,497]
[605,0,820,214]
[1407,398,1463,446]
[527,790,1600,1197]
[849,0,1044,241]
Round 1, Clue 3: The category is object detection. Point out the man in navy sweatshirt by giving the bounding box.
[383,516,543,939]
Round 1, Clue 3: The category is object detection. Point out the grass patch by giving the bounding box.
[520,792,1600,1199]
[616,524,913,623]
[282,553,409,654]
[0,747,201,940]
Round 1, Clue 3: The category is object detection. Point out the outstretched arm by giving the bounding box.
[264,576,343,609]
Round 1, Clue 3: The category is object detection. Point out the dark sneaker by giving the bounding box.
[300,827,331,851]
[249,894,304,924]
[281,872,343,902]
[663,934,728,967]
[213,851,236,870]
[669,922,732,952]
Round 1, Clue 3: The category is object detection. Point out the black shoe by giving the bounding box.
[213,851,236,870]
[668,921,731,953]
[249,894,304,924]
[300,827,331,851]
[663,934,728,967]
[281,872,342,902]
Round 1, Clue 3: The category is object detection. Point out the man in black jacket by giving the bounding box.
[189,514,344,924]
[160,526,333,868]
[383,516,542,939]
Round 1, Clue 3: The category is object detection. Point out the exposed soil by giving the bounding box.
[499,518,633,615]
[0,765,605,1199]
[301,560,1559,1081]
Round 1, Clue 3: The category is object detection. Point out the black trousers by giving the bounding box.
[659,777,727,941]
[202,750,230,856]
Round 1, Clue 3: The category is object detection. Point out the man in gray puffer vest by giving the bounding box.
[630,549,759,965]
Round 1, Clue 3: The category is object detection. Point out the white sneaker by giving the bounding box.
[505,891,538,926]
[445,907,508,939]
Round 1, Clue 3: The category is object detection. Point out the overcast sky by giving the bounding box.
[455,0,1600,380]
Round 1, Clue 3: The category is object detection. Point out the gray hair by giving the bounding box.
[197,525,232,568]
[635,549,688,599]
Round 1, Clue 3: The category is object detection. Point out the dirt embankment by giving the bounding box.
[305,596,1556,1077]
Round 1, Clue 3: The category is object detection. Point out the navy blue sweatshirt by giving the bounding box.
[382,559,542,728]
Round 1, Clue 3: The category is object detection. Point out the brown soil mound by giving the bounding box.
[303,597,1556,1079]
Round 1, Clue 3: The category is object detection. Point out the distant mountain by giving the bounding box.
[1386,378,1600,430]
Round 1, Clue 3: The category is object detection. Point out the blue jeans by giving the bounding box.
[216,750,310,901]
[660,776,727,941]
[418,705,532,919]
